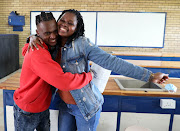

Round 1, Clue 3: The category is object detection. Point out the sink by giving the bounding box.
[114,78,167,92]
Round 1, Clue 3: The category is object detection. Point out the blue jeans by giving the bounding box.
[58,104,102,131]
[13,103,50,131]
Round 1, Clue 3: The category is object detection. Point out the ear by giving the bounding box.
[36,29,39,36]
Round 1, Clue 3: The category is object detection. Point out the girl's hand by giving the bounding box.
[27,36,44,52]
[89,69,96,79]
[149,72,169,84]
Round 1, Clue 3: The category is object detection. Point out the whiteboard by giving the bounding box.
[30,11,166,48]
[30,11,97,43]
[97,12,166,47]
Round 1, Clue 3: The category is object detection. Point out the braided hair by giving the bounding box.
[36,12,55,26]
[57,9,85,44]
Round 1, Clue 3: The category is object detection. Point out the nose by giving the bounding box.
[57,20,67,28]
[50,32,57,39]
[61,21,67,27]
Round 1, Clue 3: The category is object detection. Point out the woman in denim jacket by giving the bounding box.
[29,9,168,131]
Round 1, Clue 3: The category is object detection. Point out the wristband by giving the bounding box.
[149,73,154,81]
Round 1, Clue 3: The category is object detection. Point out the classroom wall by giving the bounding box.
[0,0,180,66]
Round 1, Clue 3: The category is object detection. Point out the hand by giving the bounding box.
[27,36,44,52]
[150,72,169,84]
[89,70,94,78]
[89,69,97,79]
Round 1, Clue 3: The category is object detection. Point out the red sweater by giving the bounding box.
[14,43,92,113]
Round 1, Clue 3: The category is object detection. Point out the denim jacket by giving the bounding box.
[58,36,152,121]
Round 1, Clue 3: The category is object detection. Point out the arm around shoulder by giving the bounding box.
[30,49,92,91]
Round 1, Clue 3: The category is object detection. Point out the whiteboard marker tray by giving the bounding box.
[114,78,166,92]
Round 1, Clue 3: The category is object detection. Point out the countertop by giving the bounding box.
[1,69,180,98]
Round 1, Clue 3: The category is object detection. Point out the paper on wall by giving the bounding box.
[91,62,111,93]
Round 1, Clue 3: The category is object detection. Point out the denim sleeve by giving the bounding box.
[84,38,152,82]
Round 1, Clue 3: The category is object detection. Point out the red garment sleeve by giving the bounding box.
[22,44,29,56]
[29,48,92,91]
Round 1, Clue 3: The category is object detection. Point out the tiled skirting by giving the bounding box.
[0,89,4,130]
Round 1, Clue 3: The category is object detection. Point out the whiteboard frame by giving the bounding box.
[30,11,166,48]
[96,11,166,48]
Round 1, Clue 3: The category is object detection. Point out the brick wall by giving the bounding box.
[0,0,180,66]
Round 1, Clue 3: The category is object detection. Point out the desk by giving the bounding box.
[1,69,180,131]
[110,59,180,78]
[110,52,180,77]
[112,52,180,61]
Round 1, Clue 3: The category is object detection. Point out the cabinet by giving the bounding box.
[0,34,19,79]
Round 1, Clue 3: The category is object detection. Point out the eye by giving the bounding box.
[54,30,58,34]
[45,32,51,35]
[60,19,65,23]
[68,22,74,26]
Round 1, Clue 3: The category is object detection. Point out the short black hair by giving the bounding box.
[36,12,55,26]
[57,9,85,43]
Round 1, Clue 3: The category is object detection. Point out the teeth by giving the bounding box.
[60,27,66,32]
[50,40,56,42]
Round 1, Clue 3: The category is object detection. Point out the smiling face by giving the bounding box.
[36,19,58,47]
[57,12,78,38]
